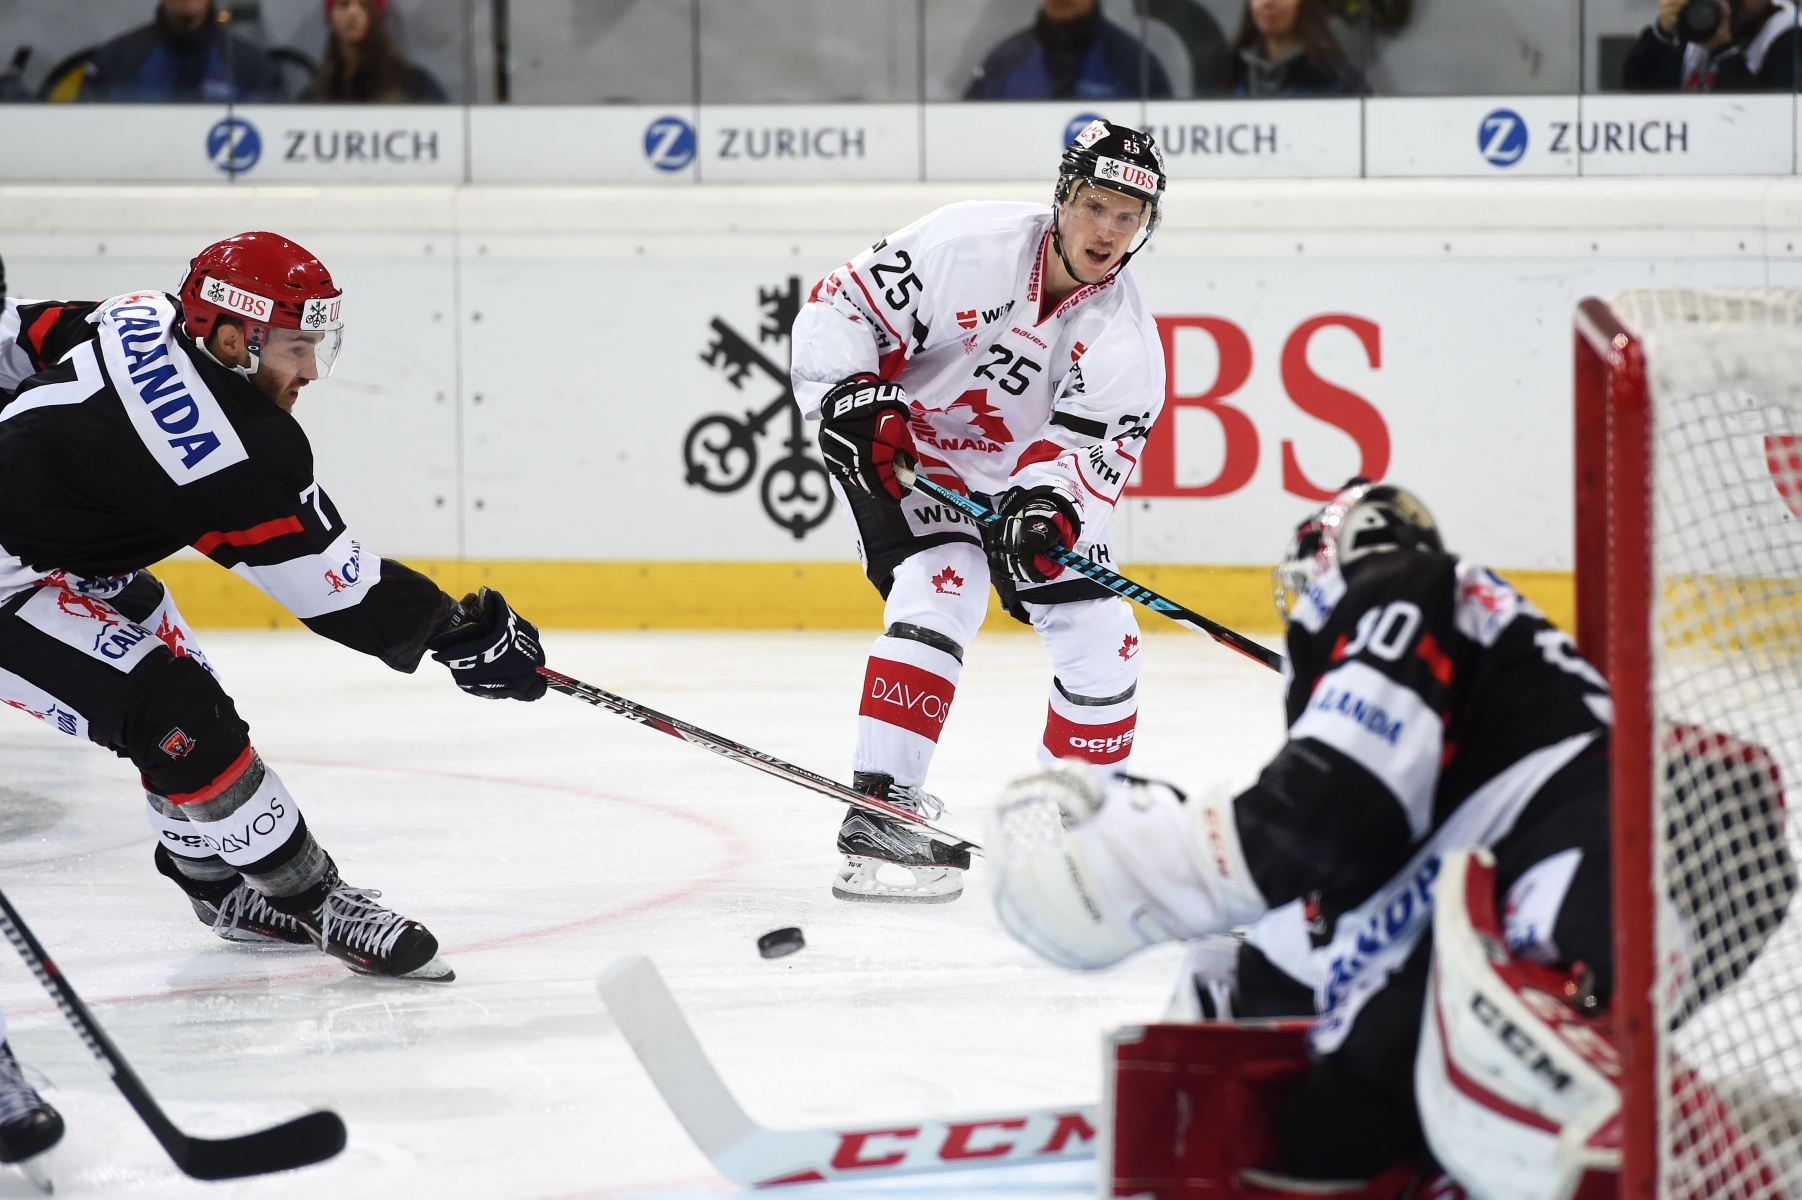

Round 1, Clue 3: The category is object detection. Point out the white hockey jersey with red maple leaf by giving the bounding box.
[791,201,1165,529]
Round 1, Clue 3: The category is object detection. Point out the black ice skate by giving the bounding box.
[296,884,455,982]
[0,1041,62,1172]
[205,883,315,946]
[832,772,969,904]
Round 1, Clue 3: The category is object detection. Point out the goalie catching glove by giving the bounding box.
[817,374,917,504]
[995,486,1081,583]
[427,587,547,701]
[986,763,1267,969]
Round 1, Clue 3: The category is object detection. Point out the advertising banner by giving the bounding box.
[470,106,699,183]
[1366,96,1580,178]
[695,105,921,183]
[1144,99,1362,179]
[1575,93,1793,177]
[923,101,1144,181]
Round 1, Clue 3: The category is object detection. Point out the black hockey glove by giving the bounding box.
[426,587,547,701]
[817,374,917,505]
[995,486,1082,584]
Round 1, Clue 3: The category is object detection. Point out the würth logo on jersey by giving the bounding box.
[860,658,956,742]
[910,391,1013,454]
[956,309,978,330]
[931,567,964,595]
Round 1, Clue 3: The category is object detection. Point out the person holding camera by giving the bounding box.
[1622,0,1798,90]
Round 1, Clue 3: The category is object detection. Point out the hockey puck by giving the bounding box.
[757,927,805,960]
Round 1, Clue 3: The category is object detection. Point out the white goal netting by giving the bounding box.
[1614,289,1802,1199]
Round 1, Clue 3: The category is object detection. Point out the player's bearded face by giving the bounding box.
[1058,183,1147,282]
[251,328,334,413]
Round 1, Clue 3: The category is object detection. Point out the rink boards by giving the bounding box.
[7,176,1793,629]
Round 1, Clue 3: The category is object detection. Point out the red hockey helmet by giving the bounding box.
[178,232,345,378]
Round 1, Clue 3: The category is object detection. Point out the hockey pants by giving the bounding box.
[0,572,336,913]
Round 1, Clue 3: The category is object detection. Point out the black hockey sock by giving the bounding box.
[152,843,240,907]
[259,853,340,917]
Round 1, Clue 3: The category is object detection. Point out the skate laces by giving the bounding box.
[212,884,298,936]
[318,886,412,956]
[888,785,945,822]
[0,1045,45,1126]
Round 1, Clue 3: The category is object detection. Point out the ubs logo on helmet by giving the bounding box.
[206,117,262,174]
[302,297,341,329]
[644,116,696,172]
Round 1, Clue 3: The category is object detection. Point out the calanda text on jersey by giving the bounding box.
[792,202,1165,535]
[0,292,453,669]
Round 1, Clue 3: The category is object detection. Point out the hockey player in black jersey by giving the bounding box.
[0,232,549,983]
[988,480,1622,1190]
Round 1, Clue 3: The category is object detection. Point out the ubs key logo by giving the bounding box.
[644,115,696,172]
[1478,108,1528,167]
[684,277,834,539]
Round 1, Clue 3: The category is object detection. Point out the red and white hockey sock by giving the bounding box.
[1039,676,1138,769]
[854,627,963,789]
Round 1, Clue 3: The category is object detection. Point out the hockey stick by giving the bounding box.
[895,464,1285,673]
[0,888,347,1180]
[537,668,980,856]
[598,955,1097,1187]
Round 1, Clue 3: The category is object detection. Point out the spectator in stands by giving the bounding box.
[1224,0,1361,97]
[966,0,1172,100]
[303,0,446,104]
[1623,0,1797,90]
[86,0,281,103]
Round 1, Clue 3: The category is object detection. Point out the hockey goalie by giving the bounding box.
[988,479,1796,1198]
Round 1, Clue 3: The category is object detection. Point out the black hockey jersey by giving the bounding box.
[0,292,454,670]
[1238,549,1608,910]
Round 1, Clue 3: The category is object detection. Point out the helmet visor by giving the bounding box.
[260,325,343,380]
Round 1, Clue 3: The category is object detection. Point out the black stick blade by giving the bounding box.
[177,1109,347,1180]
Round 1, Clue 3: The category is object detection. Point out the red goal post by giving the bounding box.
[1575,292,1802,1200]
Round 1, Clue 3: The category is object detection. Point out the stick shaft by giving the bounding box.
[0,888,185,1150]
[537,668,979,852]
[901,470,1285,673]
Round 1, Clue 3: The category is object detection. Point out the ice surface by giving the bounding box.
[0,627,1284,1199]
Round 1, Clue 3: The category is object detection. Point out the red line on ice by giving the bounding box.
[3,757,749,1017]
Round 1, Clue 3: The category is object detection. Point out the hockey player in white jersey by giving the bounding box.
[792,119,1168,903]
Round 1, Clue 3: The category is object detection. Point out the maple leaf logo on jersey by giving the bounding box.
[931,567,964,595]
[909,390,1014,454]
[1118,633,1139,661]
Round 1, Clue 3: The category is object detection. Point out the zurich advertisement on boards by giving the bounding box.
[202,111,458,179]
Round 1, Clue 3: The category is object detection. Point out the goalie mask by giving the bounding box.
[1273,478,1443,621]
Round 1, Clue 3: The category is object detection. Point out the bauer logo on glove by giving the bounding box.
[816,374,918,505]
[426,587,547,701]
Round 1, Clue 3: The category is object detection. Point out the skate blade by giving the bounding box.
[215,927,312,947]
[831,858,963,905]
[16,1152,52,1194]
[341,954,456,983]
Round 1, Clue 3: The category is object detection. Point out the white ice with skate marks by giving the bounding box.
[0,628,1285,1198]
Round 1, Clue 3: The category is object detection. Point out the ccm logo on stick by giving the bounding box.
[757,1111,1098,1182]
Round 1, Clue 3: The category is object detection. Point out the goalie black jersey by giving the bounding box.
[0,292,454,670]
[1235,549,1611,922]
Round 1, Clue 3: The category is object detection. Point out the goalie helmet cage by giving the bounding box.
[1575,290,1802,1200]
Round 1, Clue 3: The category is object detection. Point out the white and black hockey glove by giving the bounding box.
[817,374,917,505]
[996,486,1082,583]
[427,587,547,701]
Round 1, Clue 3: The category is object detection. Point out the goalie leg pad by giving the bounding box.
[1416,850,1622,1200]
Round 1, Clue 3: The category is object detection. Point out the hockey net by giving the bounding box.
[1576,290,1802,1200]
